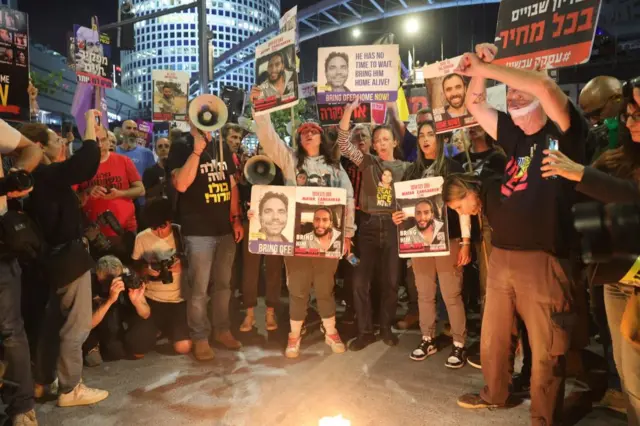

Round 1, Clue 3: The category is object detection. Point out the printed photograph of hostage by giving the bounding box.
[441,73,468,119]
[257,49,297,100]
[295,206,344,258]
[396,194,449,254]
[427,73,477,133]
[252,191,290,243]
[248,186,296,256]
[402,199,446,247]
[324,52,350,92]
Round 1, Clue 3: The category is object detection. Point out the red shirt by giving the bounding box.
[78,153,141,236]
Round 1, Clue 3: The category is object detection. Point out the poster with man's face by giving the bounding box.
[0,7,29,121]
[316,44,399,104]
[248,185,297,256]
[152,70,189,122]
[70,26,113,88]
[294,187,346,259]
[395,177,450,258]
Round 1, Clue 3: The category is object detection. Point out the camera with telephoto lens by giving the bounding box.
[151,254,178,284]
[121,268,143,291]
[573,201,640,263]
[0,169,33,196]
[96,210,124,236]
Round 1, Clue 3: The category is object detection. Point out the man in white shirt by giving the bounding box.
[0,118,42,426]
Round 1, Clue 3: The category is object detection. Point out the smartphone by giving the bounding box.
[546,135,559,180]
[94,114,101,126]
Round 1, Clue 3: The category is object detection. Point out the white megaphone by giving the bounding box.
[244,155,276,185]
[188,94,228,133]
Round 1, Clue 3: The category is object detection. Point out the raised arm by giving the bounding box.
[337,100,364,166]
[462,44,499,140]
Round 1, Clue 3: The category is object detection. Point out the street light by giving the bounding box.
[352,27,361,39]
[406,17,419,35]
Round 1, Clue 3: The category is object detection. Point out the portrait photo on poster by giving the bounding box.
[254,31,299,116]
[152,70,189,122]
[426,73,478,134]
[316,44,399,104]
[248,185,297,257]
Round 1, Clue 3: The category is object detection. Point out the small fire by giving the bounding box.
[318,415,351,426]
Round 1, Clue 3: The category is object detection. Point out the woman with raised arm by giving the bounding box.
[250,87,355,359]
[390,120,472,369]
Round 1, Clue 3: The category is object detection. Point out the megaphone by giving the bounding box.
[238,116,256,134]
[244,155,276,185]
[188,94,228,133]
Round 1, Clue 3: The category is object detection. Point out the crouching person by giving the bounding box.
[126,197,192,356]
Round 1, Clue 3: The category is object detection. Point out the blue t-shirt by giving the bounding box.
[116,145,155,205]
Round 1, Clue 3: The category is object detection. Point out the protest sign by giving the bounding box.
[254,31,299,116]
[248,185,297,256]
[423,57,477,134]
[371,102,387,124]
[299,82,316,99]
[406,85,430,114]
[135,120,153,148]
[152,70,188,122]
[493,0,602,69]
[298,81,319,121]
[317,44,399,104]
[317,102,371,126]
[294,187,346,259]
[69,26,113,88]
[0,7,29,121]
[395,177,450,258]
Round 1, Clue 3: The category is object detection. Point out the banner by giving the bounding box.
[405,85,429,114]
[152,70,188,122]
[70,26,113,88]
[493,0,603,69]
[248,185,297,256]
[317,44,399,104]
[299,81,319,121]
[254,30,299,116]
[395,177,450,258]
[294,187,346,259]
[423,56,477,134]
[0,7,29,121]
[135,120,154,148]
[317,102,371,126]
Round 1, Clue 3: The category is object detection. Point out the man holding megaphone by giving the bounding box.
[166,95,244,361]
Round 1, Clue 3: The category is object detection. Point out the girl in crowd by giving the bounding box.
[391,120,472,369]
[250,87,356,359]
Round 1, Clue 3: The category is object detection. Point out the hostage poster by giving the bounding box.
[395,177,450,258]
[69,25,113,88]
[493,0,602,69]
[152,70,188,122]
[423,56,477,134]
[0,7,29,121]
[316,44,399,104]
[248,185,297,256]
[254,30,299,116]
[295,187,346,259]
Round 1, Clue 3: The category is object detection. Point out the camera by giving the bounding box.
[573,201,640,263]
[150,254,178,284]
[121,268,143,291]
[96,210,124,236]
[0,169,33,196]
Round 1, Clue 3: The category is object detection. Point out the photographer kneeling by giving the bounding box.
[126,197,191,356]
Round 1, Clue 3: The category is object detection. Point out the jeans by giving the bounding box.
[83,302,127,361]
[35,271,92,394]
[352,214,401,335]
[185,234,236,341]
[0,259,34,417]
[241,222,283,309]
[605,283,640,425]
[592,285,622,390]
[284,256,339,321]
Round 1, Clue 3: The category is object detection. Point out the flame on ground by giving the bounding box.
[318,414,351,426]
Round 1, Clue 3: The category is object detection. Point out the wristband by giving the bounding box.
[460,241,471,246]
[192,151,202,157]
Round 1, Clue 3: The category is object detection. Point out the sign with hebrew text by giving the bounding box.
[493,0,602,69]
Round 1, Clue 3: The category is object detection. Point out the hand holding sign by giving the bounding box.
[455,53,485,78]
[475,43,498,63]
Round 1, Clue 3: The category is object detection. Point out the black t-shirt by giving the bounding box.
[454,148,507,177]
[490,102,588,257]
[166,138,237,237]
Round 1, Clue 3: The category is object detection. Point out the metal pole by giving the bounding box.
[198,0,209,95]
[99,2,198,31]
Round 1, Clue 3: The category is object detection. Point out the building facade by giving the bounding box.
[121,0,280,116]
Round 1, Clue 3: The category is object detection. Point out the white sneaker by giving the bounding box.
[285,334,301,359]
[12,409,37,426]
[58,382,109,407]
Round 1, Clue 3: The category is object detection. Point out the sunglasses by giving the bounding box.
[583,94,622,120]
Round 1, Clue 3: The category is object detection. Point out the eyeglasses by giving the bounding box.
[621,110,640,124]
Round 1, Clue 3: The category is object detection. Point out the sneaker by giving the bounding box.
[594,389,627,414]
[457,393,503,409]
[285,334,301,359]
[84,346,103,367]
[58,382,108,407]
[215,330,242,350]
[445,345,466,369]
[396,313,419,330]
[193,339,215,361]
[380,329,399,347]
[467,354,482,370]
[239,313,255,332]
[348,333,376,352]
[34,378,59,400]
[410,337,437,361]
[510,373,531,397]
[265,308,278,331]
[12,409,37,426]
[325,333,346,354]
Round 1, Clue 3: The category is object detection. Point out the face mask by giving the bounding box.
[508,99,541,119]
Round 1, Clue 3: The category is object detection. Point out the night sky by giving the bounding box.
[18,0,499,82]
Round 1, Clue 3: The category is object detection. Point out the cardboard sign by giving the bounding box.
[0,7,29,121]
[317,102,371,126]
[152,70,189,122]
[317,44,399,104]
[70,26,113,88]
[254,31,299,115]
[248,185,297,256]
[493,0,603,69]
[395,177,450,258]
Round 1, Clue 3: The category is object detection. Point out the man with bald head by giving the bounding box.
[116,120,155,179]
[143,137,171,201]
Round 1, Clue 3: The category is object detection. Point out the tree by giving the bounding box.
[30,70,64,96]
[247,98,318,144]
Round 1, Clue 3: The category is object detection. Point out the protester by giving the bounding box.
[0,118,42,426]
[142,137,171,201]
[167,120,244,361]
[251,86,355,359]
[21,111,109,408]
[116,120,155,179]
[453,43,588,426]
